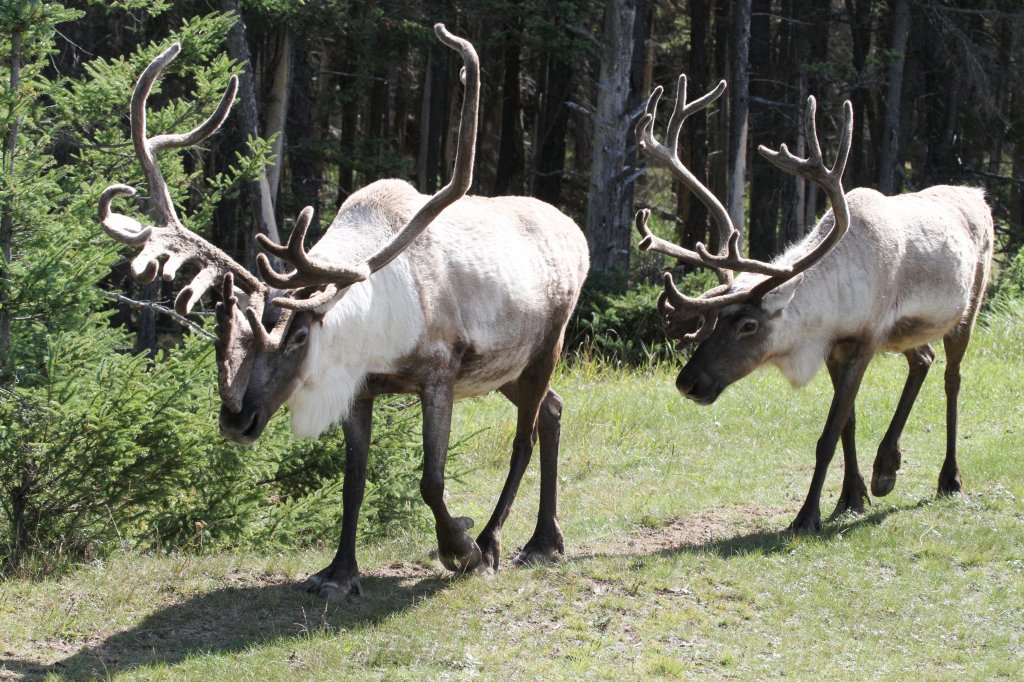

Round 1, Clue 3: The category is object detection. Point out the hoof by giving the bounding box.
[786,512,821,536]
[452,516,474,532]
[476,533,502,573]
[831,477,870,519]
[512,545,562,567]
[512,530,565,567]
[937,470,963,497]
[438,543,482,573]
[871,471,897,497]
[303,572,362,600]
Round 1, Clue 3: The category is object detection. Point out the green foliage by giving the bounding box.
[986,248,1024,309]
[567,269,718,365]
[0,324,434,571]
[0,3,434,572]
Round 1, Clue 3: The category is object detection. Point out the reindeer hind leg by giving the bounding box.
[938,327,972,495]
[871,344,935,497]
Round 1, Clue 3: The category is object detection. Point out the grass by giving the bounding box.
[2,307,1024,680]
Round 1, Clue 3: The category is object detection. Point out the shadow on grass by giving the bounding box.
[2,571,450,681]
[570,501,909,566]
[688,504,904,559]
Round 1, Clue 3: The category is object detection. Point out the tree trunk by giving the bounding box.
[493,23,525,196]
[417,44,450,195]
[844,0,875,189]
[265,30,291,203]
[677,0,711,257]
[0,29,21,367]
[746,0,776,260]
[585,0,639,278]
[532,53,572,205]
[286,36,321,234]
[221,0,280,271]
[727,0,751,249]
[878,0,910,195]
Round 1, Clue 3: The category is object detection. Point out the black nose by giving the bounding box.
[219,403,262,444]
[676,367,721,405]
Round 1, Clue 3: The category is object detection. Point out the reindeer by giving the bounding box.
[97,26,589,599]
[634,76,993,534]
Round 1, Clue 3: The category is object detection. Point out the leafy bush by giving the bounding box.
[0,3,437,573]
[0,323,435,572]
[986,247,1024,310]
[567,269,718,365]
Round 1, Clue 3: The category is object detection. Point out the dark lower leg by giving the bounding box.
[515,389,565,565]
[475,384,546,570]
[790,348,872,535]
[939,333,969,495]
[826,360,867,518]
[420,381,481,573]
[308,397,373,599]
[872,345,934,497]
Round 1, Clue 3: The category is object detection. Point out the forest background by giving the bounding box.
[2,0,1024,572]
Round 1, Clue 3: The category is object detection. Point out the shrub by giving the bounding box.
[567,269,718,365]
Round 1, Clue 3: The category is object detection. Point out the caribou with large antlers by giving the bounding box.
[98,26,589,599]
[636,75,993,534]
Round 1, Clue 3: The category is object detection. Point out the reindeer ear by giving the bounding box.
[761,272,803,315]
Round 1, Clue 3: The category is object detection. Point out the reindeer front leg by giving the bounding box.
[421,380,483,573]
[306,397,374,600]
[790,346,872,534]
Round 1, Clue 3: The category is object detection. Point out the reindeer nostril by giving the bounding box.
[242,412,260,439]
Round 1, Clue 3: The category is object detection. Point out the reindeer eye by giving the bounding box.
[286,327,309,353]
[737,319,758,338]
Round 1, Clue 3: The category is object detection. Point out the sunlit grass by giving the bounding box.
[3,308,1023,680]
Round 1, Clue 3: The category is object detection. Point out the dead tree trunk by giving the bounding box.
[220,0,280,270]
[586,0,639,278]
[878,0,909,195]
[727,0,751,250]
[0,29,21,367]
[677,0,711,258]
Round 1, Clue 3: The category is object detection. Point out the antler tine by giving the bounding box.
[635,209,717,270]
[749,97,854,301]
[659,272,750,343]
[99,43,263,316]
[635,75,734,285]
[256,207,370,290]
[269,23,480,312]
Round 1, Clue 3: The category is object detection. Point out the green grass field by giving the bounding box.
[3,309,1023,680]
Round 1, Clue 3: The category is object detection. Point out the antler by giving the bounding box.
[97,43,261,315]
[748,96,853,300]
[635,74,854,344]
[258,23,481,313]
[635,75,732,285]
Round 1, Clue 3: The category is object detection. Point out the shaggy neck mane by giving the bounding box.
[287,259,424,438]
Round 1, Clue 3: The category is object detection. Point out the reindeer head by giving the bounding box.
[99,26,480,443]
[635,75,853,403]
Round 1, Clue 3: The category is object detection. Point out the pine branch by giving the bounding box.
[103,291,215,340]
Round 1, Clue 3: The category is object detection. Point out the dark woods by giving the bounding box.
[47,0,1024,289]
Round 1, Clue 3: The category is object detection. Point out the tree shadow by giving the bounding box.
[2,570,450,681]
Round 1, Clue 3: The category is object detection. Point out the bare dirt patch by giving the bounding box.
[575,504,790,559]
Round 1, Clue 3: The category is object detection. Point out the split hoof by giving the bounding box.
[303,572,362,601]
[871,471,897,497]
[786,512,821,536]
